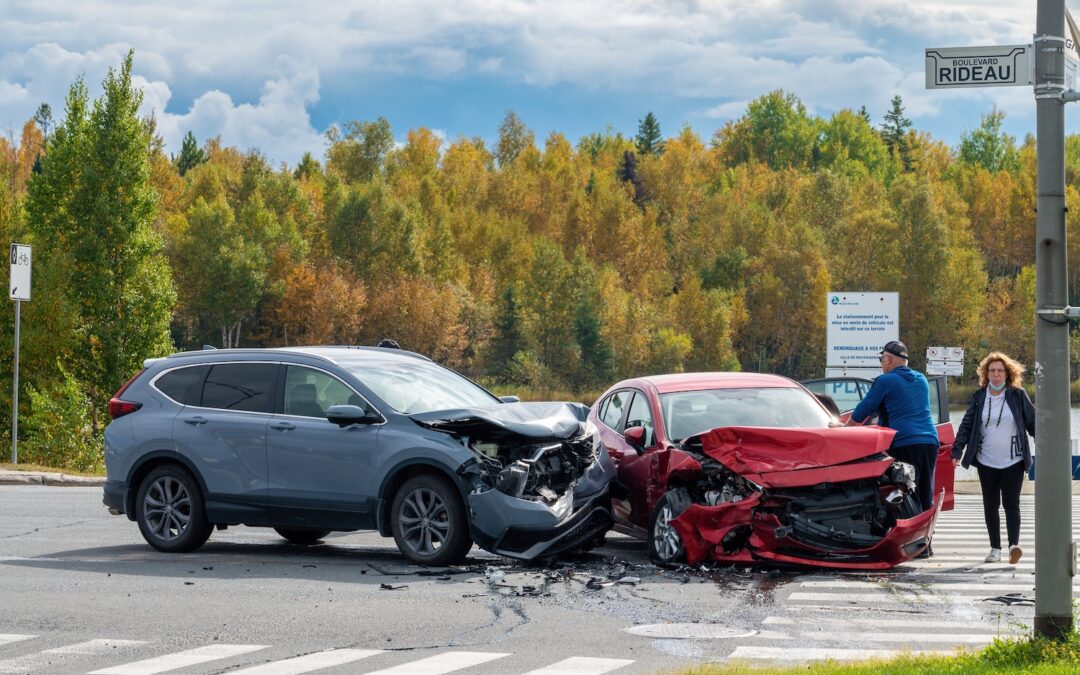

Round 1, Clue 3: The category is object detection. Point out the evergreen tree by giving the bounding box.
[490,285,526,380]
[175,130,206,176]
[635,112,664,156]
[574,288,613,386]
[33,103,52,138]
[881,95,913,170]
[617,150,648,204]
[858,105,871,125]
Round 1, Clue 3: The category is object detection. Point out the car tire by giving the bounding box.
[648,490,688,564]
[135,464,213,553]
[390,474,472,566]
[274,528,332,545]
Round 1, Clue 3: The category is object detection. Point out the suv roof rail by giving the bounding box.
[163,347,333,365]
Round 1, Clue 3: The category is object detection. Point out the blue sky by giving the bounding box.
[1,1,1076,165]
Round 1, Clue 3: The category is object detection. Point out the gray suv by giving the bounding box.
[102,347,615,565]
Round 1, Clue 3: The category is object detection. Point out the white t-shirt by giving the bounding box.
[977,390,1023,469]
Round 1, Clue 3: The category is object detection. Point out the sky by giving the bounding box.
[1,0,1077,166]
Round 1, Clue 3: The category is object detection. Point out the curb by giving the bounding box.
[0,471,104,487]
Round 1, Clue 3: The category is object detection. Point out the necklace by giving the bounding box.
[985,391,1005,428]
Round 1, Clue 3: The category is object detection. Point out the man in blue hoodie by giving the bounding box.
[848,341,940,514]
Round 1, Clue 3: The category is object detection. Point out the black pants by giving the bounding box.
[976,460,1025,549]
[889,443,938,513]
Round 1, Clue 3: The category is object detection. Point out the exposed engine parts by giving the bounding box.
[470,433,598,505]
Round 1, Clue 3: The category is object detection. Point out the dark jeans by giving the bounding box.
[976,460,1025,549]
[889,443,938,513]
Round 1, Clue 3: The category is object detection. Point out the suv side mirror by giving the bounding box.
[326,405,381,427]
[624,426,647,453]
[499,395,520,403]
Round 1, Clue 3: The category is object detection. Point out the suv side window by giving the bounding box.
[155,365,210,405]
[624,391,655,446]
[600,391,629,429]
[202,363,277,413]
[284,366,369,419]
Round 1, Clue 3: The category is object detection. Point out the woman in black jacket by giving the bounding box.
[951,352,1035,564]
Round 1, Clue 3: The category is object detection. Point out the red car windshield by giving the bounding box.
[661,387,833,442]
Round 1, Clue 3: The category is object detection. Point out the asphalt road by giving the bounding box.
[0,486,1076,674]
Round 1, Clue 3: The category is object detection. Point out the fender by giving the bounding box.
[375,457,473,536]
[123,449,209,520]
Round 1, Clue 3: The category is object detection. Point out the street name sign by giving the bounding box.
[925,45,1032,88]
[9,243,30,301]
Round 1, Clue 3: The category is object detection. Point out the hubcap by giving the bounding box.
[654,503,683,561]
[399,488,450,556]
[143,476,192,542]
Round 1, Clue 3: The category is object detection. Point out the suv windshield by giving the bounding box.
[661,387,832,442]
[340,358,500,414]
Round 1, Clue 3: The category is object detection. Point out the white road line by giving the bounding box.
[762,616,1023,632]
[754,629,998,644]
[0,640,144,674]
[788,592,1053,604]
[521,656,635,675]
[228,649,383,674]
[800,580,1038,592]
[729,646,946,661]
[360,651,510,675]
[0,635,34,647]
[89,644,268,675]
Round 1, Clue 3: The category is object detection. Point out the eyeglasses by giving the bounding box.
[988,367,1006,373]
[878,355,888,363]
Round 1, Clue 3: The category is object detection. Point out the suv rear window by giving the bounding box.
[155,365,210,406]
[201,363,277,413]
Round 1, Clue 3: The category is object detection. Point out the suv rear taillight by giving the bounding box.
[108,369,145,420]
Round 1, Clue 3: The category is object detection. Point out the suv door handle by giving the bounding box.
[270,421,296,431]
[183,416,208,425]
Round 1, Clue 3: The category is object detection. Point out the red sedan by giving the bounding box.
[589,373,955,569]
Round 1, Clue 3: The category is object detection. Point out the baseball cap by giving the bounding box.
[880,340,909,359]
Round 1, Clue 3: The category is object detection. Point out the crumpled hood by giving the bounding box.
[690,426,898,474]
[412,401,589,441]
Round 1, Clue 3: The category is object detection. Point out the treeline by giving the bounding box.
[0,53,1074,469]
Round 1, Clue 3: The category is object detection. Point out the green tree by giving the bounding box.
[496,110,533,168]
[881,95,913,170]
[716,90,821,170]
[635,112,664,156]
[490,285,526,380]
[958,106,1020,173]
[326,117,394,183]
[175,130,206,176]
[33,103,52,139]
[25,51,176,419]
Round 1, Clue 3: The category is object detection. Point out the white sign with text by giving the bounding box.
[826,292,899,369]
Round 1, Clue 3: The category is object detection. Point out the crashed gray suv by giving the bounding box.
[102,347,615,565]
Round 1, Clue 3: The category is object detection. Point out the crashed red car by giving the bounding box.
[590,373,955,569]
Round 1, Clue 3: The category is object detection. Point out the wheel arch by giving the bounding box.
[375,459,469,536]
[124,451,208,520]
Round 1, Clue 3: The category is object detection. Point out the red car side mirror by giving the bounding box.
[624,426,646,453]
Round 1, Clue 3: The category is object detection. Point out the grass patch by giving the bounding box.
[0,462,104,477]
[681,629,1080,674]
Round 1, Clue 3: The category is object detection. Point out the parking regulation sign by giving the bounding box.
[9,243,30,301]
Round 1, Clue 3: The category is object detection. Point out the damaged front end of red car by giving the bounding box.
[666,426,937,569]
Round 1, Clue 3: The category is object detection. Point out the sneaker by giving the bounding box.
[1009,545,1023,564]
[985,548,1001,563]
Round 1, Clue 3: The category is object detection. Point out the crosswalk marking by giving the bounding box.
[89,644,268,675]
[761,616,1022,632]
[754,629,1001,644]
[0,639,144,674]
[521,656,635,675]
[228,649,384,674]
[799,580,1040,592]
[0,636,34,647]
[729,646,946,661]
[361,651,510,675]
[788,591,1058,604]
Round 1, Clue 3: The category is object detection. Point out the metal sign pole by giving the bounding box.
[1033,0,1075,640]
[10,299,17,465]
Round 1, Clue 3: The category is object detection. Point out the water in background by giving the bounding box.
[947,405,1080,480]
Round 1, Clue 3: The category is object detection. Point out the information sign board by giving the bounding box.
[9,243,30,301]
[925,45,1032,88]
[826,292,899,369]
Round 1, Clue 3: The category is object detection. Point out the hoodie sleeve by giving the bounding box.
[851,375,889,424]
